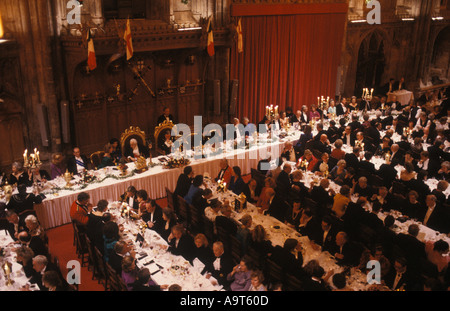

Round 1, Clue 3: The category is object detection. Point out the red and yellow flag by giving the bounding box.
[207,17,214,57]
[124,18,133,60]
[237,18,243,53]
[87,29,97,71]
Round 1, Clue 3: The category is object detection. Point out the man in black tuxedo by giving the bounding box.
[336,98,347,116]
[313,123,327,142]
[131,268,166,291]
[344,146,362,171]
[276,163,292,198]
[314,134,332,155]
[108,240,134,275]
[141,199,164,233]
[67,147,89,175]
[419,195,447,233]
[395,224,426,275]
[269,238,304,279]
[265,188,290,223]
[387,95,402,111]
[384,257,421,291]
[363,201,384,233]
[326,120,339,143]
[174,166,194,198]
[309,178,335,218]
[341,126,356,147]
[359,151,376,176]
[192,188,213,212]
[5,210,27,240]
[388,143,404,167]
[29,255,58,291]
[215,205,238,236]
[382,78,396,95]
[404,170,430,204]
[167,224,196,262]
[309,215,338,253]
[394,77,407,91]
[156,106,175,126]
[204,241,234,289]
[332,231,360,267]
[348,114,361,133]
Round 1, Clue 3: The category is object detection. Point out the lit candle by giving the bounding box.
[23,149,27,163]
[317,97,320,105]
[370,88,374,96]
[36,151,40,163]
[275,106,278,114]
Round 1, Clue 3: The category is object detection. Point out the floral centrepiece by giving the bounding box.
[216,178,227,193]
[163,156,190,169]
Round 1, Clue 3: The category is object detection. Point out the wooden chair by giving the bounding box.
[216,226,231,253]
[284,274,303,291]
[229,235,243,265]
[52,255,78,291]
[72,222,89,267]
[392,181,408,196]
[202,214,215,243]
[176,195,191,227]
[264,258,284,287]
[89,151,105,169]
[84,235,97,276]
[189,204,203,234]
[165,187,175,211]
[94,246,108,290]
[105,263,127,291]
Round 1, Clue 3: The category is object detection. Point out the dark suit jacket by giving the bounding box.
[344,153,360,171]
[395,233,426,272]
[6,193,42,215]
[141,206,164,233]
[67,155,89,175]
[168,234,196,262]
[384,267,420,291]
[358,160,376,176]
[266,194,289,223]
[332,241,360,267]
[204,253,234,287]
[174,174,192,198]
[215,216,238,236]
[29,262,58,291]
[108,251,124,275]
[376,164,398,188]
[157,114,175,126]
[418,203,448,233]
[275,170,291,198]
[269,245,304,278]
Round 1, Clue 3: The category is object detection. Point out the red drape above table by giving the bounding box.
[230,4,347,123]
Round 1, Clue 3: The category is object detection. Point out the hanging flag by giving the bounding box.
[237,18,243,53]
[207,17,214,57]
[124,18,133,60]
[87,29,97,71]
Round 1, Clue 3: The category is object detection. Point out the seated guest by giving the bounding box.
[309,105,321,122]
[15,246,35,278]
[136,189,149,212]
[228,166,246,196]
[400,162,417,182]
[184,175,205,205]
[204,241,234,288]
[98,143,115,169]
[384,257,421,291]
[375,137,392,157]
[67,147,89,175]
[236,214,253,254]
[256,178,276,210]
[5,210,27,240]
[167,224,196,261]
[70,192,92,228]
[158,207,177,242]
[215,204,239,236]
[359,151,376,176]
[86,199,108,241]
[301,261,331,291]
[249,225,274,259]
[108,240,135,275]
[8,162,30,186]
[309,179,335,218]
[226,256,253,291]
[174,166,194,198]
[425,240,449,276]
[276,163,292,198]
[50,153,65,179]
[290,170,309,202]
[358,245,391,281]
[436,161,450,181]
[121,256,138,291]
[216,159,233,185]
[124,138,150,162]
[419,195,447,233]
[294,125,313,157]
[404,170,430,204]
[269,238,304,278]
[330,139,346,161]
[242,117,256,137]
[192,233,215,266]
[192,188,213,213]
[402,190,422,219]
[102,221,120,261]
[370,186,394,212]
[6,183,42,215]
[158,130,174,155]
[342,167,358,188]
[363,201,385,233]
[332,273,352,291]
[119,185,140,211]
[388,143,403,166]
[313,123,328,142]
[312,152,331,176]
[265,187,290,223]
[243,179,260,204]
[25,215,48,256]
[344,146,362,171]
[29,255,57,291]
[296,149,318,171]
[332,231,360,267]
[431,180,448,205]
[297,208,320,239]
[281,141,297,162]
[332,185,351,219]
[140,199,164,233]
[204,199,223,222]
[329,159,347,185]
[248,270,267,291]
[310,215,338,253]
[27,166,51,185]
[395,224,426,274]
[285,200,303,230]
[351,176,374,200]
[341,126,355,147]
[131,268,168,291]
[109,138,122,163]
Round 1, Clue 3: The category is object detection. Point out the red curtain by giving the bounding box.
[230,13,346,123]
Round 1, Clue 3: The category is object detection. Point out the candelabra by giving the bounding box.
[265,105,278,119]
[362,88,374,101]
[23,148,42,169]
[317,96,329,112]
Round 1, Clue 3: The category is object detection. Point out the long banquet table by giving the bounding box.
[33,131,301,230]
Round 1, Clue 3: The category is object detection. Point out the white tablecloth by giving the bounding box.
[388,90,413,108]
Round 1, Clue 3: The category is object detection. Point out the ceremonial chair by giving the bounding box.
[154,120,175,155]
[90,151,105,169]
[120,126,147,161]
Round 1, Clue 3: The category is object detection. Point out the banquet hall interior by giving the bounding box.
[0,0,449,292]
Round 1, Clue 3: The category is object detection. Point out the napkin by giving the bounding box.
[192,257,205,273]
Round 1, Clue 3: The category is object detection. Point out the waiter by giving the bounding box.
[156,107,175,126]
